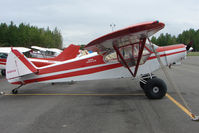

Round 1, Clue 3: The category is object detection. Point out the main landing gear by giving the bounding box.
[112,37,167,99]
[139,74,167,99]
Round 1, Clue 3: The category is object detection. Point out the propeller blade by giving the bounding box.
[186,41,193,51]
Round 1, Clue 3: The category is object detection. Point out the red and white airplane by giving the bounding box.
[5,21,189,99]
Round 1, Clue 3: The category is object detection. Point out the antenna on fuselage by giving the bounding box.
[110,23,116,32]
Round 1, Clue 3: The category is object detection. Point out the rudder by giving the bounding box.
[6,48,38,80]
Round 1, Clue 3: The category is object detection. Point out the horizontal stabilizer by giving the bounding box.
[6,49,38,79]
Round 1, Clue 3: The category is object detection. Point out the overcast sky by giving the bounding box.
[0,0,199,47]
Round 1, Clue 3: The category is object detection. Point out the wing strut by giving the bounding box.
[113,38,146,77]
[134,38,146,77]
[113,44,134,77]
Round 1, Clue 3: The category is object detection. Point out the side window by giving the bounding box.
[104,51,117,63]
[119,45,136,66]
[0,53,8,59]
[118,44,151,67]
[103,43,151,66]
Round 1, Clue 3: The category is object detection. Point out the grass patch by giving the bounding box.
[187,52,199,56]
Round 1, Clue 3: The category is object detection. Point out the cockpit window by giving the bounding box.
[104,43,151,66]
[104,51,117,63]
[0,53,8,59]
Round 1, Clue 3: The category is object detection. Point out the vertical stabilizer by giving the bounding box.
[52,44,80,61]
[6,49,38,80]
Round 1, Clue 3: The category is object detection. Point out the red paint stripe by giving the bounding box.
[0,59,6,62]
[10,81,22,85]
[31,61,53,67]
[156,44,185,52]
[38,55,105,75]
[12,49,37,73]
[0,62,6,65]
[149,50,186,60]
[13,63,122,84]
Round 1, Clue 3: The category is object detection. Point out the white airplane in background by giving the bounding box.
[30,46,62,58]
[0,47,31,76]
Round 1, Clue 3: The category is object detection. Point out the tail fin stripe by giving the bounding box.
[12,49,37,73]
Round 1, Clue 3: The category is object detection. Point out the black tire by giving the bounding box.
[144,78,167,99]
[1,70,6,76]
[12,89,18,94]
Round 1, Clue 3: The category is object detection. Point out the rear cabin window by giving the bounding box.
[0,53,8,59]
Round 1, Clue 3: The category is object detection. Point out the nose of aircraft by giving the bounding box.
[186,41,193,51]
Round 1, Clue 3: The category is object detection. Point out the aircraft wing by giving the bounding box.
[31,46,47,51]
[85,21,165,77]
[0,47,31,53]
[85,21,164,54]
[14,47,31,53]
[31,46,62,53]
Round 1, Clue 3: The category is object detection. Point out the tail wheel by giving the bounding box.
[12,89,18,94]
[1,70,6,76]
[144,78,167,99]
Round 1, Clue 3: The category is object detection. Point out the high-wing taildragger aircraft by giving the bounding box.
[6,21,190,99]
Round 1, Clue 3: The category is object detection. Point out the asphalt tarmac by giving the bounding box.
[0,56,199,133]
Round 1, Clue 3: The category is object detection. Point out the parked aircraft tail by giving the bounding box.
[50,44,80,61]
[6,48,38,80]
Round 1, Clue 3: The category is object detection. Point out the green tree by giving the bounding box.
[151,29,199,51]
[0,21,63,48]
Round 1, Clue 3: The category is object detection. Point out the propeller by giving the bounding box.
[186,41,193,51]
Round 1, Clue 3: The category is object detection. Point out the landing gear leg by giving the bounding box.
[12,89,18,94]
[11,84,23,94]
[139,74,156,91]
[1,69,6,76]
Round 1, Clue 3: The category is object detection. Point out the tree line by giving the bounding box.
[0,21,62,48]
[0,22,198,51]
[151,28,199,51]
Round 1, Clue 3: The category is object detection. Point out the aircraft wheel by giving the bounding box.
[144,78,167,99]
[1,70,6,76]
[12,89,18,94]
